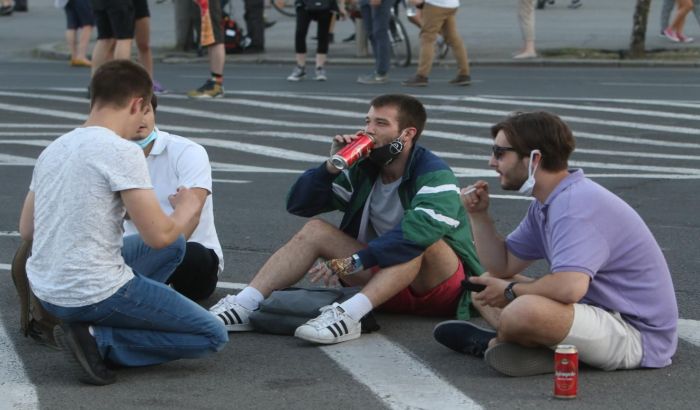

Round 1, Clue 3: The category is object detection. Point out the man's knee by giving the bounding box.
[498,295,546,336]
[296,218,339,240]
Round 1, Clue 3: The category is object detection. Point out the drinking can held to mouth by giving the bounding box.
[554,344,578,399]
[330,133,376,170]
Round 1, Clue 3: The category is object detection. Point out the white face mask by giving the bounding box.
[518,149,541,196]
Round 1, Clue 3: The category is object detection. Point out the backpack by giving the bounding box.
[223,12,251,54]
[249,286,380,335]
[11,240,61,348]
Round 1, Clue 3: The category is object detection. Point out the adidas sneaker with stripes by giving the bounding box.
[294,303,361,344]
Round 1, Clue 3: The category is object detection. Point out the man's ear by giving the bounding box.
[401,127,418,144]
[129,97,145,115]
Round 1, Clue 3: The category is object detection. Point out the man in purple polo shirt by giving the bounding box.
[432,111,678,376]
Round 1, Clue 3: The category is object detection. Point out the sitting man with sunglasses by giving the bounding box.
[433,111,678,376]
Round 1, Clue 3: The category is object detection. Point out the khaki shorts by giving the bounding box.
[557,303,643,371]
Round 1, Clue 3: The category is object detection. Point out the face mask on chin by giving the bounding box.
[133,127,158,150]
[368,136,405,167]
[518,149,541,196]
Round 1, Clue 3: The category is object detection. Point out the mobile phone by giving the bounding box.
[461,279,486,292]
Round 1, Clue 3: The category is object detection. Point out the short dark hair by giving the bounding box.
[490,111,575,172]
[370,94,427,141]
[151,94,158,114]
[90,60,153,111]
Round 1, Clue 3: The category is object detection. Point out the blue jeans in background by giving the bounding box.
[41,235,228,367]
[360,0,393,76]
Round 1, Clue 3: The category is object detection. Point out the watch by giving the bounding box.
[504,282,518,302]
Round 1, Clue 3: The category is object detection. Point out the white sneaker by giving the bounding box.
[286,65,305,81]
[314,66,327,81]
[209,294,254,331]
[294,303,361,344]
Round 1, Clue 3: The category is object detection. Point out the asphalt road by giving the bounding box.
[1,61,699,410]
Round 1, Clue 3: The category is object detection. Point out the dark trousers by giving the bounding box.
[295,9,333,54]
[168,242,219,301]
[244,0,265,49]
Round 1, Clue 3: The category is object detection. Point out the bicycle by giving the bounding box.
[388,5,411,67]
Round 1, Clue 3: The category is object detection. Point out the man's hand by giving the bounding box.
[469,275,511,308]
[168,186,205,211]
[308,259,344,287]
[461,180,490,215]
[308,255,362,287]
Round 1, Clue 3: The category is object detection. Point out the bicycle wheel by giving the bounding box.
[388,16,411,67]
[272,0,297,17]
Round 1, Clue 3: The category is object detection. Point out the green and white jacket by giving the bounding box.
[287,145,483,280]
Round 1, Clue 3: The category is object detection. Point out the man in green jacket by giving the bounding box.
[210,94,482,344]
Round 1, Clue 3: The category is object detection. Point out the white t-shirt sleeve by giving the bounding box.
[98,141,152,192]
[174,144,213,193]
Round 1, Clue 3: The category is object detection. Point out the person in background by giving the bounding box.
[286,0,347,81]
[662,0,696,43]
[188,0,228,98]
[56,0,95,68]
[401,0,471,87]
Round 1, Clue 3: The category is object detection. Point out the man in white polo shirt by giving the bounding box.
[123,95,223,301]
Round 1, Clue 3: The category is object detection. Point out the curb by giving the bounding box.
[33,42,700,69]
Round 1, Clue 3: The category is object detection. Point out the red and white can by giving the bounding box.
[330,133,375,170]
[554,344,578,399]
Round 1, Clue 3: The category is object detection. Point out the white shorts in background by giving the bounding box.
[557,303,643,371]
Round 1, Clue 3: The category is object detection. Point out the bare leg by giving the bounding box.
[249,219,365,297]
[113,38,133,60]
[497,294,573,347]
[357,239,458,307]
[91,39,116,77]
[66,29,77,60]
[208,43,226,75]
[295,53,306,67]
[315,53,326,68]
[134,17,153,77]
[77,26,93,61]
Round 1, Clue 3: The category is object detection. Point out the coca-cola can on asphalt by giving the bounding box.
[554,344,578,399]
[330,133,376,170]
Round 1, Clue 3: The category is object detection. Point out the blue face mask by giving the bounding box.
[133,127,158,150]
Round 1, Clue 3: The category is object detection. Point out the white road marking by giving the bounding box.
[0,263,11,271]
[321,334,482,410]
[0,318,39,410]
[215,281,247,290]
[212,179,250,184]
[0,231,21,237]
[480,95,700,110]
[678,319,700,347]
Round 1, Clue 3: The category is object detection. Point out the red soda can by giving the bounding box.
[554,344,578,399]
[330,133,376,170]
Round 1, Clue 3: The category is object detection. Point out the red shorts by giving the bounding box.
[377,259,465,317]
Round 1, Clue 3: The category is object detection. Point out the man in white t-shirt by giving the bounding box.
[123,95,223,301]
[19,60,228,386]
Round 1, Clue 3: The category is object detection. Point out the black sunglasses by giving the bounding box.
[491,145,517,160]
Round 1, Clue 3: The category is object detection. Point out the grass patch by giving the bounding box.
[541,47,700,60]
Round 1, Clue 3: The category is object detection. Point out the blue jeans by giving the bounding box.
[360,0,393,76]
[41,235,228,367]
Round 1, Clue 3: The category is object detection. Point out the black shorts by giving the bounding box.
[91,0,135,40]
[133,0,150,20]
[65,0,95,29]
[200,0,224,45]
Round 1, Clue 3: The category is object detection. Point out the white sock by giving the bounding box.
[339,293,373,322]
[236,286,264,311]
